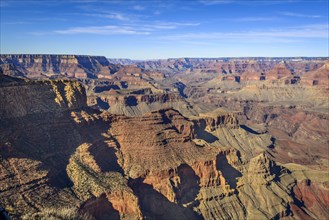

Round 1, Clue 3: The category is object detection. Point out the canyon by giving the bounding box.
[0,54,328,220]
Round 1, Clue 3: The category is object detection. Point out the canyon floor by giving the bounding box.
[0,55,328,220]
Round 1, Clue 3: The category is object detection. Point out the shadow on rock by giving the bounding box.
[80,193,120,220]
[89,142,124,174]
[129,177,203,220]
[240,125,261,135]
[194,120,219,143]
[175,164,200,205]
[216,154,242,189]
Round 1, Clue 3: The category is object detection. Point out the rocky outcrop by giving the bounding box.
[0,75,109,219]
[0,63,25,77]
[0,77,86,119]
[108,108,203,178]
[1,65,328,220]
[196,110,239,131]
[67,142,142,219]
[95,93,182,107]
[293,179,329,219]
[107,107,310,220]
[301,60,329,86]
[237,153,295,219]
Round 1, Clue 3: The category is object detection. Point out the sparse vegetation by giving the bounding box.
[22,207,94,220]
[50,81,64,106]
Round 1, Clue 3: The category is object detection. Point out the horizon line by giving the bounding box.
[1,53,329,60]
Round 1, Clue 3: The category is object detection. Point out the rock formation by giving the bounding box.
[0,55,328,220]
[0,54,111,78]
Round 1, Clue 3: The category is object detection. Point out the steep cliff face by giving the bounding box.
[195,110,240,131]
[0,63,25,77]
[108,108,231,219]
[107,108,315,220]
[293,179,329,219]
[0,54,110,78]
[0,75,112,219]
[96,93,182,107]
[0,78,86,119]
[109,108,203,178]
[0,73,328,220]
[67,142,142,220]
[89,91,196,117]
[237,153,295,219]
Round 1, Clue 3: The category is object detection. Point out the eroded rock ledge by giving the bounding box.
[0,75,327,220]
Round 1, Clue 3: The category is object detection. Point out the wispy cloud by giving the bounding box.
[199,0,301,5]
[2,17,67,26]
[153,10,161,15]
[161,24,329,43]
[51,21,200,36]
[280,11,322,18]
[133,5,145,11]
[2,21,33,25]
[76,4,146,22]
[199,0,234,5]
[143,22,200,29]
[227,17,279,22]
[83,12,129,21]
[54,25,150,35]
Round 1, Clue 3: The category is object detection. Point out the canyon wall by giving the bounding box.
[0,54,111,78]
[0,55,328,220]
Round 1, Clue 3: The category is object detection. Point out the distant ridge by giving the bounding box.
[0,54,111,79]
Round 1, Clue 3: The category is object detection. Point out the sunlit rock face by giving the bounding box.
[0,56,328,220]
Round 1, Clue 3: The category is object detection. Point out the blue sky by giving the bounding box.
[0,0,328,59]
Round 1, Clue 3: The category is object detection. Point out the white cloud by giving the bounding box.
[227,17,279,22]
[105,13,126,21]
[83,12,129,21]
[280,11,322,18]
[57,22,199,34]
[55,25,150,35]
[161,24,329,42]
[143,22,200,29]
[32,20,200,36]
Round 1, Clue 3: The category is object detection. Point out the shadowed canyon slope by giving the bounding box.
[0,55,328,220]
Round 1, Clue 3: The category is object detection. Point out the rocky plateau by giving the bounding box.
[0,55,328,220]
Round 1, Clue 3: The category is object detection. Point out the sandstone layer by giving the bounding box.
[0,56,328,220]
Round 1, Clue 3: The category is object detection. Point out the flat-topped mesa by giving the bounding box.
[108,108,210,178]
[0,75,87,119]
[196,109,239,131]
[0,54,110,78]
[135,57,328,75]
[97,93,182,107]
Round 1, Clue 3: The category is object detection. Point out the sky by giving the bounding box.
[0,0,328,59]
